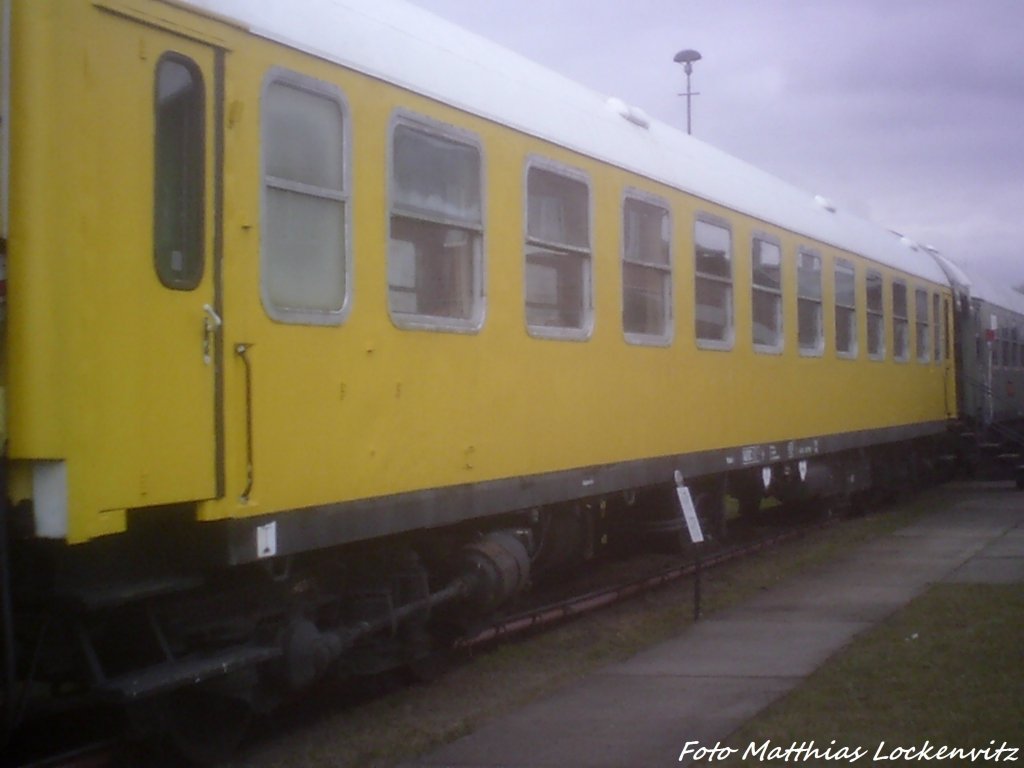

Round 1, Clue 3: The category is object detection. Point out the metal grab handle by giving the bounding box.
[203,303,223,328]
[236,343,255,503]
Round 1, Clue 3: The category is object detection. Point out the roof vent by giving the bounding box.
[606,97,651,129]
[888,229,920,252]
[814,195,836,213]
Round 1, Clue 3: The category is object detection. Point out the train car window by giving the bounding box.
[834,259,857,358]
[525,161,592,339]
[751,235,783,353]
[944,298,951,362]
[154,54,204,290]
[694,214,733,348]
[389,117,483,331]
[892,280,909,362]
[622,192,672,345]
[866,270,885,360]
[932,293,942,363]
[797,249,823,356]
[915,287,930,363]
[261,70,349,324]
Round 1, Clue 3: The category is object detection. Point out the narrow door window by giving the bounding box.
[154,54,204,290]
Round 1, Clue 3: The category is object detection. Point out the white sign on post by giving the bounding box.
[674,471,704,544]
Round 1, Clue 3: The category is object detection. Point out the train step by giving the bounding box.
[97,645,281,700]
[60,576,205,611]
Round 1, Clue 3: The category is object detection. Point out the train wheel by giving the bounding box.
[160,686,254,765]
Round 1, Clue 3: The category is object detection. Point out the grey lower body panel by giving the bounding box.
[224,420,950,565]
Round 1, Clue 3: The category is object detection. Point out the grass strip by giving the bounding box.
[695,582,1024,766]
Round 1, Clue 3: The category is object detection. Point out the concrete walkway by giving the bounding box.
[403,483,1024,768]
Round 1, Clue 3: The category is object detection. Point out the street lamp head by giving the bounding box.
[673,49,702,64]
[674,48,702,74]
[673,49,702,134]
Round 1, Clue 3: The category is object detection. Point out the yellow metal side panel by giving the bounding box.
[190,27,957,527]
[7,3,953,539]
[7,1,69,459]
[8,1,219,541]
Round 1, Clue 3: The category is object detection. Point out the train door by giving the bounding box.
[91,9,224,506]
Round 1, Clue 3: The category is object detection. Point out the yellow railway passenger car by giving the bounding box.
[1,0,958,754]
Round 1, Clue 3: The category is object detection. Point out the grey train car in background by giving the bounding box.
[963,274,1024,428]
[934,248,1024,481]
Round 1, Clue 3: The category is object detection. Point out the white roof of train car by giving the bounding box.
[969,270,1024,317]
[184,0,950,285]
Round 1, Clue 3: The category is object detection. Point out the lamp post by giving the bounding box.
[673,48,702,135]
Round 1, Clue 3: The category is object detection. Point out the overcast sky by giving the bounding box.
[407,0,1023,289]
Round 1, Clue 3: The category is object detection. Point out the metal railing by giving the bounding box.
[964,376,1024,451]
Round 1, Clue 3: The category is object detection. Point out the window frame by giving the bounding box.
[153,52,206,292]
[797,247,824,357]
[693,212,734,351]
[992,322,1002,368]
[914,287,930,363]
[943,297,952,362]
[387,111,486,333]
[751,232,783,355]
[523,156,594,341]
[892,279,909,362]
[932,293,943,364]
[834,258,858,359]
[621,188,673,347]
[260,67,351,326]
[866,269,886,361]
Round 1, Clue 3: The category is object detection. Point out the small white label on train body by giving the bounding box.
[675,485,704,544]
[257,521,278,559]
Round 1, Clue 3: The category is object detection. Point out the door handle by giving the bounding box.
[203,303,222,365]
